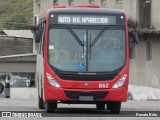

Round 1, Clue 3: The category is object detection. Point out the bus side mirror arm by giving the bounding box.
[32,25,40,43]
[132,31,139,44]
[128,23,139,44]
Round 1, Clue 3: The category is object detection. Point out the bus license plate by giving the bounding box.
[79,96,93,101]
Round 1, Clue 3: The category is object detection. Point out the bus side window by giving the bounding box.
[37,22,42,54]
[41,22,46,57]
[39,22,45,55]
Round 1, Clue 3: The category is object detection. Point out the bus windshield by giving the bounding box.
[48,26,125,72]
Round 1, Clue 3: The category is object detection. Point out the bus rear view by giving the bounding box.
[36,5,129,114]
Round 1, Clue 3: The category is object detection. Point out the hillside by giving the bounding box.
[0,0,33,30]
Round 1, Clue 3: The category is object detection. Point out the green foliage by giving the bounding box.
[3,14,31,30]
[10,14,28,23]
[0,0,33,30]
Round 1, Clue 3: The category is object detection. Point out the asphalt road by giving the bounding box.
[0,98,159,119]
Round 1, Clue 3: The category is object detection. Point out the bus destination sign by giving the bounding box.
[51,15,118,25]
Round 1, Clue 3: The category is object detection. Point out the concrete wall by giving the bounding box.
[10,88,37,99]
[0,37,33,56]
[123,0,139,25]
[45,0,53,10]
[151,0,160,30]
[129,37,160,89]
[0,63,36,73]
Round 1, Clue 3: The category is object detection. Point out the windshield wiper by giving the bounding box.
[66,25,83,46]
[90,27,107,47]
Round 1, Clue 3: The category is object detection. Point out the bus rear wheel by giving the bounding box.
[107,102,121,114]
[45,101,57,113]
[96,103,105,110]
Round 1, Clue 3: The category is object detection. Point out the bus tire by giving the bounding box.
[106,103,110,110]
[45,101,57,113]
[96,103,105,110]
[108,102,121,114]
[38,95,45,109]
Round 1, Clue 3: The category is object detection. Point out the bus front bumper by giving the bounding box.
[44,84,128,103]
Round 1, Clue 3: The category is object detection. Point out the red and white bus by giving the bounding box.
[34,5,138,113]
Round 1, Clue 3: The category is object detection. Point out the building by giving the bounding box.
[0,30,36,99]
[33,0,160,88]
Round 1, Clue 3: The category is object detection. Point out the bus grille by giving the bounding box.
[64,91,108,100]
[57,74,116,81]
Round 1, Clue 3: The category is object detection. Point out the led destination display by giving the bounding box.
[58,15,116,25]
[50,14,122,25]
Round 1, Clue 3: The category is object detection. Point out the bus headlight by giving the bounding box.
[112,74,127,89]
[46,73,61,88]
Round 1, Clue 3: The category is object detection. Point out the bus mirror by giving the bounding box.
[132,31,139,44]
[33,25,40,43]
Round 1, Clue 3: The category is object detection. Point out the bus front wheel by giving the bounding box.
[107,102,121,114]
[45,101,57,113]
